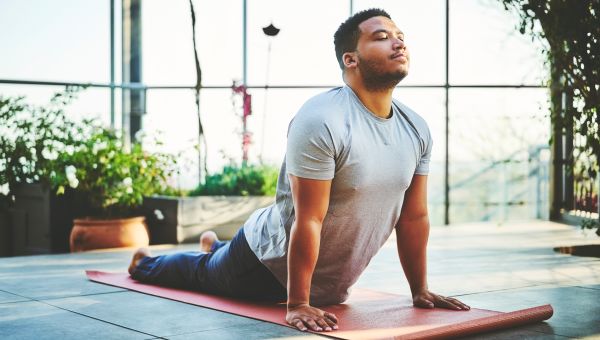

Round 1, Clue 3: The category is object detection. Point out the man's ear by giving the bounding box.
[343,52,357,69]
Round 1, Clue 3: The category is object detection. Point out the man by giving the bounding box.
[128,8,470,333]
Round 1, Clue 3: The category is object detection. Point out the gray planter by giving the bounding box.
[9,183,89,256]
[142,195,274,244]
[0,209,10,257]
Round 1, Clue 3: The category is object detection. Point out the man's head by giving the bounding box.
[334,8,410,91]
[334,8,391,70]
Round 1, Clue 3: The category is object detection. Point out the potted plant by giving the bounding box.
[49,127,176,252]
[142,163,277,243]
[0,88,91,255]
[1,88,177,254]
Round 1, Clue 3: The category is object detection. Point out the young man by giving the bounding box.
[128,8,470,333]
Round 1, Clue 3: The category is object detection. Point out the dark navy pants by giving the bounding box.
[131,227,287,302]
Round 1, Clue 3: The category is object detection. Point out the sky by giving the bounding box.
[0,0,550,223]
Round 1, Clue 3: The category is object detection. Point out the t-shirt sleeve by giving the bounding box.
[415,125,433,175]
[285,116,336,180]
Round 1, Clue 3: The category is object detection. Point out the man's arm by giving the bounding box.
[286,174,338,332]
[395,175,470,310]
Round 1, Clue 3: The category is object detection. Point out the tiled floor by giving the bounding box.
[1,220,599,339]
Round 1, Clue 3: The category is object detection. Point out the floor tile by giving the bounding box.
[0,271,125,300]
[1,220,598,339]
[579,284,600,290]
[0,300,150,339]
[165,322,320,339]
[461,328,573,339]
[456,284,600,338]
[48,290,261,338]
[0,290,29,304]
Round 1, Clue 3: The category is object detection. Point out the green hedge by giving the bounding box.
[190,165,278,196]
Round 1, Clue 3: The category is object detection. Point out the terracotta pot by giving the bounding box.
[70,216,149,252]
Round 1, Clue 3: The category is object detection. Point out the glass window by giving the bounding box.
[449,88,550,223]
[0,0,111,83]
[247,0,349,86]
[449,0,547,85]
[1,0,555,225]
[142,88,201,189]
[143,0,242,86]
[0,84,114,126]
[354,0,446,85]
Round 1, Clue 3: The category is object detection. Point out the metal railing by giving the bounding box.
[0,78,548,225]
[434,145,549,224]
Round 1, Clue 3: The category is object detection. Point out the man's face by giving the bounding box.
[353,16,410,91]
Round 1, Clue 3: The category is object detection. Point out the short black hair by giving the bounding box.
[333,8,392,70]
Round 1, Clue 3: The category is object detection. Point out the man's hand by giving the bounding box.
[412,289,470,311]
[286,303,338,332]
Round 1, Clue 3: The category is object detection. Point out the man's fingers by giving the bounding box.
[435,296,467,310]
[440,298,461,310]
[293,320,307,331]
[324,312,338,323]
[433,295,455,308]
[286,307,340,332]
[414,297,434,308]
[413,292,471,311]
[316,318,332,331]
[303,318,322,331]
[446,297,470,310]
[323,314,338,329]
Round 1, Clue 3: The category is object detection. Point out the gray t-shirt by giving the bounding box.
[243,85,432,305]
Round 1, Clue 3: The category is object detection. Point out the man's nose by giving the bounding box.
[392,38,405,50]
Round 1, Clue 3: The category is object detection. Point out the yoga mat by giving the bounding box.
[87,271,553,339]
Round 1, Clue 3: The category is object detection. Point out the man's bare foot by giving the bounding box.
[199,231,219,252]
[128,247,151,275]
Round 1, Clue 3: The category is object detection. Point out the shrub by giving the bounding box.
[190,164,278,196]
[0,88,176,218]
[0,87,84,200]
[49,128,176,218]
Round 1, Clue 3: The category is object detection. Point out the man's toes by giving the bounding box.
[199,231,219,252]
[128,247,151,275]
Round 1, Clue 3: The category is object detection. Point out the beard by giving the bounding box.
[357,55,408,92]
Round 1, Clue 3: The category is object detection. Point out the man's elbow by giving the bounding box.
[396,213,429,230]
[398,212,429,224]
[291,217,324,233]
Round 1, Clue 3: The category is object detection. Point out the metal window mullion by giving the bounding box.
[444,0,450,225]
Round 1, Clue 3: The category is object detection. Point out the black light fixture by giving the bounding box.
[262,23,280,37]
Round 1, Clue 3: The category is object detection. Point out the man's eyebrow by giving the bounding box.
[371,29,404,36]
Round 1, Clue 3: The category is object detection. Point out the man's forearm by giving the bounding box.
[287,218,322,306]
[396,216,430,295]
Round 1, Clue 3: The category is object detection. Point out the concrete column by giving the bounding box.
[122,0,144,146]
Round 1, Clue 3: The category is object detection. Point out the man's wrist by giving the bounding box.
[411,285,429,297]
[287,301,309,310]
[286,285,310,309]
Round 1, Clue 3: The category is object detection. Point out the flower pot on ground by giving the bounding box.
[70,216,149,252]
[143,164,277,243]
[1,89,177,253]
[52,129,176,252]
[554,244,600,258]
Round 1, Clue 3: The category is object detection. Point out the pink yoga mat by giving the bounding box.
[87,271,553,339]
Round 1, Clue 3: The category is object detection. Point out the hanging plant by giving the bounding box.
[500,0,600,232]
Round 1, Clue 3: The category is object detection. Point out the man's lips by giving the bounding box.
[391,52,407,60]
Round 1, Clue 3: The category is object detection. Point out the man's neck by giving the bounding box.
[345,79,394,119]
